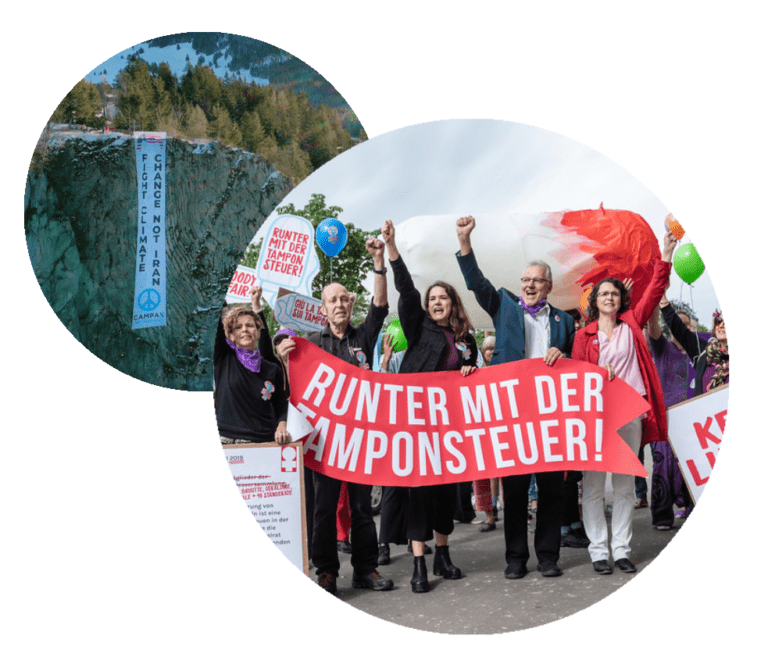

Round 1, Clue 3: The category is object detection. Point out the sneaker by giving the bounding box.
[318,572,337,593]
[654,523,673,531]
[352,570,394,591]
[634,499,648,509]
[337,540,352,554]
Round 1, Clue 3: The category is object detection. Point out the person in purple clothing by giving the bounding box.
[644,304,695,530]
[214,285,290,445]
[655,293,729,527]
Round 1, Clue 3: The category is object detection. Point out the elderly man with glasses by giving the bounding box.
[455,216,575,580]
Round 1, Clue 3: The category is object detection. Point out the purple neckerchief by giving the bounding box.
[226,338,262,373]
[519,296,547,316]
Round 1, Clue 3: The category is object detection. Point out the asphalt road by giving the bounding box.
[315,452,684,634]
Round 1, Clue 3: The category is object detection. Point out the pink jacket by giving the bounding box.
[572,260,672,444]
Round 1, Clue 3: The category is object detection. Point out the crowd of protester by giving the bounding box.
[214,215,728,594]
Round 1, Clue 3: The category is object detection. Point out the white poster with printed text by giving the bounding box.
[224,443,306,573]
[255,214,320,309]
[226,264,259,303]
[667,385,728,504]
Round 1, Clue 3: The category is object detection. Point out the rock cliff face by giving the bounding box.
[25,131,293,390]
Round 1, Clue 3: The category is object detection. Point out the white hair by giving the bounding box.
[527,260,553,283]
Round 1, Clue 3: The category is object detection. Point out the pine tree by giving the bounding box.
[50,79,102,126]
[183,103,208,139]
[240,109,266,153]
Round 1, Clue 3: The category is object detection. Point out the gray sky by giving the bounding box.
[257,119,720,324]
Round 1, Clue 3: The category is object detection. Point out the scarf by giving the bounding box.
[226,338,263,373]
[519,296,547,316]
[705,338,729,391]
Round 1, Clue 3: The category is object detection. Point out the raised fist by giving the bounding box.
[456,216,476,240]
[381,219,395,244]
[250,285,263,308]
[366,236,385,259]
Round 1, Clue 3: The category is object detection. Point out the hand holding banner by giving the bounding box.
[288,339,649,487]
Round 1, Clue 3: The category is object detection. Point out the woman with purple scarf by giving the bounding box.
[214,286,290,445]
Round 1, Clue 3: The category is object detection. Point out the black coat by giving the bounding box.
[660,304,715,396]
[390,255,478,374]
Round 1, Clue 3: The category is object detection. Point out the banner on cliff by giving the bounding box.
[255,214,320,309]
[667,384,728,504]
[288,339,649,487]
[132,131,167,330]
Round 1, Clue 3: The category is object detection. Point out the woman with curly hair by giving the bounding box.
[572,231,678,575]
[382,219,478,593]
[214,286,290,446]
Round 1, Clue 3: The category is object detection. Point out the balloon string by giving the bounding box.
[688,282,695,321]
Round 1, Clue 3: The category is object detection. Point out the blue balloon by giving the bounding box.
[316,218,348,258]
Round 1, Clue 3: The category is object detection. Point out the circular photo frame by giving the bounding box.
[216,118,727,634]
[24,31,367,390]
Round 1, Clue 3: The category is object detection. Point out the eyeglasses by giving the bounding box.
[597,290,621,298]
[520,277,550,285]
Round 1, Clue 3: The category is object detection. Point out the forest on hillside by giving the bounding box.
[48,56,366,184]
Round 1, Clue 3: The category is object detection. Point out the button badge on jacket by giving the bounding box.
[261,380,275,401]
[354,349,370,370]
[456,342,472,360]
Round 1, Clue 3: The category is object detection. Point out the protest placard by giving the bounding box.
[224,442,308,575]
[255,215,320,307]
[667,385,728,503]
[226,265,259,303]
[273,288,328,332]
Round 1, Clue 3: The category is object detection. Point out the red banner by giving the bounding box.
[289,338,649,486]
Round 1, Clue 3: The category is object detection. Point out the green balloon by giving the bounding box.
[385,318,408,352]
[673,243,705,284]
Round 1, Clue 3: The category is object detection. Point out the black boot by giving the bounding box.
[411,555,429,593]
[433,545,462,579]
